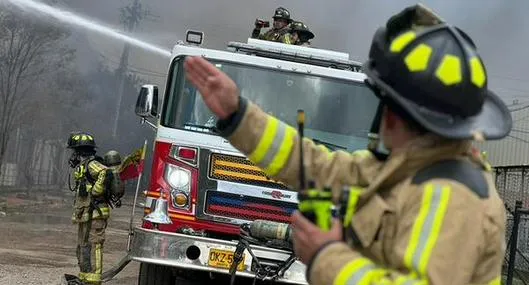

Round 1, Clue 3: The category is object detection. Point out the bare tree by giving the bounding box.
[0,5,73,171]
[112,0,158,137]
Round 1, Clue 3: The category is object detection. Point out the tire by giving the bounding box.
[138,263,201,285]
[138,263,175,285]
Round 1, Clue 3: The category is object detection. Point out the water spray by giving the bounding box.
[4,0,172,58]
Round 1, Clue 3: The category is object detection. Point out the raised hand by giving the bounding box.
[184,56,240,120]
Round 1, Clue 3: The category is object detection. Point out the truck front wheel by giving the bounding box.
[138,263,174,285]
[138,263,203,285]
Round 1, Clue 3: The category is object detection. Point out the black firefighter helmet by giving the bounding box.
[104,150,122,167]
[273,7,292,23]
[362,4,512,141]
[290,21,315,41]
[66,132,97,150]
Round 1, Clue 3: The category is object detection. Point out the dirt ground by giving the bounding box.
[0,190,143,285]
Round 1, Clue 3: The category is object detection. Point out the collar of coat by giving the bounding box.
[359,135,473,206]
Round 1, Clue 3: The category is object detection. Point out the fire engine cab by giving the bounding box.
[121,31,379,285]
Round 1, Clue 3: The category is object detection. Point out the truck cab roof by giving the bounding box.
[172,32,366,83]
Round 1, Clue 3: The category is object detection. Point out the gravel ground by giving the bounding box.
[0,192,142,285]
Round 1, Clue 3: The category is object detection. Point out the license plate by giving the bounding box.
[208,249,246,271]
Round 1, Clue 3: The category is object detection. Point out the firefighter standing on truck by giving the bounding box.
[290,21,314,47]
[183,3,512,284]
[252,7,294,44]
[66,132,114,285]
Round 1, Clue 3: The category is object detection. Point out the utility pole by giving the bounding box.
[112,0,143,138]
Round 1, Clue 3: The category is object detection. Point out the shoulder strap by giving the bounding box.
[411,159,489,199]
[83,158,98,184]
[94,155,105,164]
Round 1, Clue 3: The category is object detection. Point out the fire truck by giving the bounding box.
[107,31,380,285]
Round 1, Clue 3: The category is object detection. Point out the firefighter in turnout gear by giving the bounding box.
[290,21,314,47]
[183,3,513,284]
[66,132,113,285]
[252,7,294,44]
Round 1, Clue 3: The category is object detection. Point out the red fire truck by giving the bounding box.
[109,31,379,285]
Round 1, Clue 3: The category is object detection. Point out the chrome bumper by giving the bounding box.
[129,227,308,284]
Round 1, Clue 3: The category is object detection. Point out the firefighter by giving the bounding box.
[66,132,112,285]
[103,150,125,208]
[251,7,294,44]
[103,150,121,167]
[182,3,513,284]
[290,21,314,47]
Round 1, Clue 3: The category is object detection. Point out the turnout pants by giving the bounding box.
[76,218,107,284]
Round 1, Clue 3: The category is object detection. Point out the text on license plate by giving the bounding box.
[208,249,246,271]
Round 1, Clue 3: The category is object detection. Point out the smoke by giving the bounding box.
[3,0,171,57]
[2,0,527,181]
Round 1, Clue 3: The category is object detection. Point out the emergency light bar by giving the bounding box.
[227,38,362,72]
[247,38,350,61]
[185,30,204,45]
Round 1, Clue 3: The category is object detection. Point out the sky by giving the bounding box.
[2,0,529,166]
[39,0,528,106]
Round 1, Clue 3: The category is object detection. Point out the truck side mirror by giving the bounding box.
[135,84,159,118]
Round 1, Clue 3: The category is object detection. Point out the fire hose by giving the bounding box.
[229,220,298,285]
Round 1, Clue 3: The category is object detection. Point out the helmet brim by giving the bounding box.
[297,30,314,39]
[362,59,512,140]
[67,145,97,149]
[273,16,292,23]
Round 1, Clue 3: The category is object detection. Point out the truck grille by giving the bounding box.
[205,190,297,223]
[209,153,289,190]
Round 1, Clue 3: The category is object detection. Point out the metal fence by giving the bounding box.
[494,166,529,284]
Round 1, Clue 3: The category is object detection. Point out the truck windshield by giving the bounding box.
[161,57,380,152]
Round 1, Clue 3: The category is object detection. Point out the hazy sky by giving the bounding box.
[3,0,529,165]
[4,0,529,105]
[40,0,526,106]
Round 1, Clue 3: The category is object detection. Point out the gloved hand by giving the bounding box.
[183,57,240,120]
[254,18,269,29]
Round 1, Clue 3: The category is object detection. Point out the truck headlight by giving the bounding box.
[165,164,190,189]
[164,164,191,208]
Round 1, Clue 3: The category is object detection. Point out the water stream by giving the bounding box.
[4,0,172,58]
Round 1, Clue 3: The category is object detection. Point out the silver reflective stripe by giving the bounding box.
[259,121,288,169]
[412,185,443,270]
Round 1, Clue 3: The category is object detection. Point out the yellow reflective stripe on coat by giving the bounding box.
[344,186,363,228]
[248,116,296,176]
[283,34,292,44]
[88,164,104,178]
[333,184,451,285]
[487,276,501,285]
[92,183,105,196]
[83,272,102,282]
[95,243,102,274]
[333,258,428,285]
[352,149,373,159]
[332,258,392,285]
[333,258,377,285]
[88,161,104,175]
[91,170,107,196]
[316,144,337,160]
[404,183,451,276]
[74,165,85,179]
